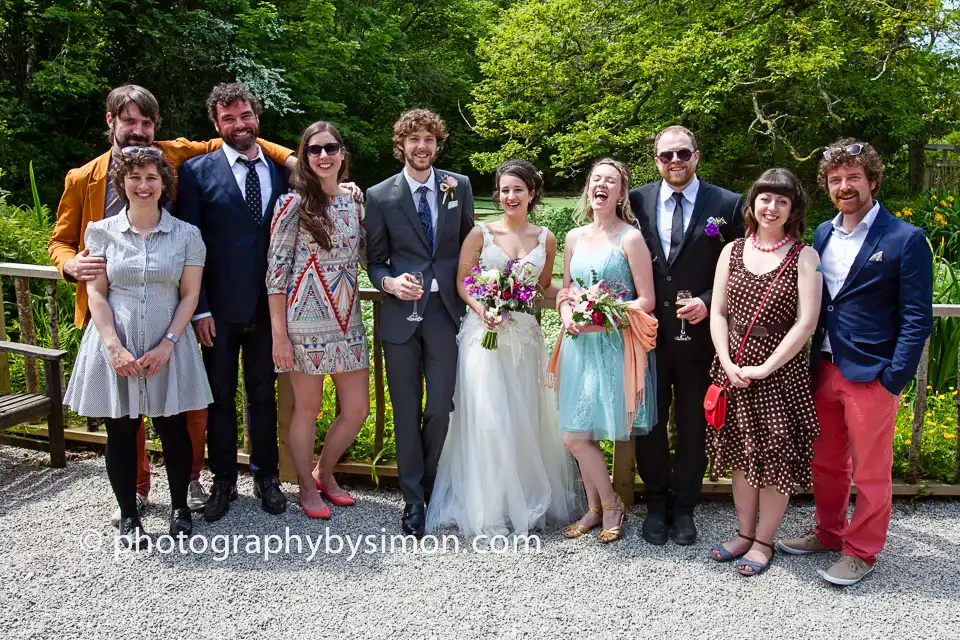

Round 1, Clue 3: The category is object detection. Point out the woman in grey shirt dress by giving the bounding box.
[65,148,212,548]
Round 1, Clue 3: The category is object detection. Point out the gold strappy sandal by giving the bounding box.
[597,496,626,544]
[562,506,602,538]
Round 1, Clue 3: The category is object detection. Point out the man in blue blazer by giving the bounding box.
[176,83,290,521]
[779,140,933,586]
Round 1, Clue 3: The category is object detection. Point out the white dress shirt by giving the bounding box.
[193,143,273,321]
[401,166,439,293]
[222,142,272,218]
[657,177,700,257]
[820,200,881,353]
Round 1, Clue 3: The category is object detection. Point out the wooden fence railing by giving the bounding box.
[923,143,960,194]
[1,261,959,500]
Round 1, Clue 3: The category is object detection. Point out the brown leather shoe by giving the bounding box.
[821,555,874,586]
[777,530,831,555]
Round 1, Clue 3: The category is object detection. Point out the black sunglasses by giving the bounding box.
[121,146,162,158]
[657,148,694,163]
[306,142,343,157]
[823,143,865,160]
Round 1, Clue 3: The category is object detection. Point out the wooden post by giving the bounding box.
[612,438,636,506]
[373,301,385,456]
[45,281,65,420]
[955,347,960,482]
[13,277,39,393]
[44,357,65,468]
[0,276,9,393]
[276,372,296,483]
[907,338,931,484]
[240,357,250,454]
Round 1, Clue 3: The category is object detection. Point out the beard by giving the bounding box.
[115,132,150,148]
[661,163,694,188]
[833,190,869,215]
[223,125,259,153]
[404,148,437,172]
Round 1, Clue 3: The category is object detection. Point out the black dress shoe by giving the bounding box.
[119,516,149,550]
[672,511,698,545]
[253,474,287,515]
[203,481,238,522]
[401,503,426,538]
[641,503,669,546]
[170,507,193,538]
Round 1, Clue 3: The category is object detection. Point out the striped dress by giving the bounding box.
[64,209,213,418]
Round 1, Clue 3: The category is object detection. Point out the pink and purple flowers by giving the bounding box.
[464,259,540,350]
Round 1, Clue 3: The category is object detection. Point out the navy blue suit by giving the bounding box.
[811,203,933,396]
[175,148,288,483]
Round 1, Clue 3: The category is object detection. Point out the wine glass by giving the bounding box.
[675,289,692,342]
[406,272,425,322]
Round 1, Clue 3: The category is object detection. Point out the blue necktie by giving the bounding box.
[416,185,434,253]
[237,157,263,224]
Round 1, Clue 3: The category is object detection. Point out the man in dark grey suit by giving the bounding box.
[365,109,475,537]
[629,125,745,546]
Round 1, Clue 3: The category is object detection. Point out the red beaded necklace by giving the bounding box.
[750,232,790,252]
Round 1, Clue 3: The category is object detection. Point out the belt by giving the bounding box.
[734,320,795,338]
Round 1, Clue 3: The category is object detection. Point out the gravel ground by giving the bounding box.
[1,446,959,640]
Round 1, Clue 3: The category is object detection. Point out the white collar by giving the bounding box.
[404,166,436,194]
[117,207,173,234]
[222,142,265,167]
[831,200,880,235]
[659,176,700,205]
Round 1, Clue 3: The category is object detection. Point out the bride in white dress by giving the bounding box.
[426,160,583,538]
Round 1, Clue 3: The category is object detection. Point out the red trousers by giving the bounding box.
[812,360,900,564]
[134,409,208,495]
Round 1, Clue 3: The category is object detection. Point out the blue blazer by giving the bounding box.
[175,148,288,325]
[810,203,933,395]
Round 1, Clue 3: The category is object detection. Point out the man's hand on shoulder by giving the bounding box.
[63,249,105,281]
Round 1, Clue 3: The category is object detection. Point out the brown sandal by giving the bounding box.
[562,506,602,538]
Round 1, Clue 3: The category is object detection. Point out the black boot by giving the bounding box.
[672,509,698,546]
[253,474,287,515]
[170,507,193,539]
[119,516,149,551]
[641,501,669,546]
[203,481,238,522]
[401,503,426,538]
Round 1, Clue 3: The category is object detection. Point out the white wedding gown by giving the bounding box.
[426,223,584,538]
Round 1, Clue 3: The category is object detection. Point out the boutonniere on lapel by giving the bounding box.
[704,216,727,242]
[440,174,458,208]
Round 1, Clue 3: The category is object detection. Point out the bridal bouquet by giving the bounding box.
[568,273,630,337]
[464,260,540,350]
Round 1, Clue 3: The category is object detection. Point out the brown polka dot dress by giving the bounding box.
[708,239,819,496]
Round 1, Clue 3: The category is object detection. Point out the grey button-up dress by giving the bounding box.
[64,209,213,418]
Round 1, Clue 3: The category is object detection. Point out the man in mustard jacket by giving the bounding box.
[48,84,294,526]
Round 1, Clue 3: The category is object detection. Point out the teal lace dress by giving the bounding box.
[557,228,657,441]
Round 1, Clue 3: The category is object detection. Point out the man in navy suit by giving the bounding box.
[176,83,289,521]
[778,140,933,586]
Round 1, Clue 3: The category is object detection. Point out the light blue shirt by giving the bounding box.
[401,166,439,292]
[657,176,700,257]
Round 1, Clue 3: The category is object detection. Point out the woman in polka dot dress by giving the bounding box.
[707,168,822,576]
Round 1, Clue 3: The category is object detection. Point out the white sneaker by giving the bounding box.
[187,480,209,512]
[110,493,148,528]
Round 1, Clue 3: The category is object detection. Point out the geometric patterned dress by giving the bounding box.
[266,191,368,374]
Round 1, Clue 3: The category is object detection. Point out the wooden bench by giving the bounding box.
[0,341,68,467]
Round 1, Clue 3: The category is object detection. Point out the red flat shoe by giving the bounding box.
[315,479,356,507]
[299,499,331,520]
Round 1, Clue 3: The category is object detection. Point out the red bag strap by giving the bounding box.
[722,242,802,387]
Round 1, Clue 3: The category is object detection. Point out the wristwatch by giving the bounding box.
[164,332,179,344]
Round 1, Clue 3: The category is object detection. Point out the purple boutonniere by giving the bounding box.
[705,216,727,242]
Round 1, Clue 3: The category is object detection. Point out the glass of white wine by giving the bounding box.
[407,272,425,322]
[675,289,692,341]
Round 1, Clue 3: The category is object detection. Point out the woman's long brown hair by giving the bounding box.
[293,121,350,250]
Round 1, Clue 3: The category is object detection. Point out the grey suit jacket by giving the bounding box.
[365,168,475,343]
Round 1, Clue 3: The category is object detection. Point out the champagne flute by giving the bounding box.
[675,289,692,342]
[407,272,425,322]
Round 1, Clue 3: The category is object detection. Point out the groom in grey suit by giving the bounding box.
[365,109,475,537]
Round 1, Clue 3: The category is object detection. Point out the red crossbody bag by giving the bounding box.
[704,243,801,430]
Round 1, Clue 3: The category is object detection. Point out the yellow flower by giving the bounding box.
[935,213,948,226]
[927,385,934,390]
[926,420,936,426]
[945,433,957,440]
[386,404,393,411]
[951,386,956,390]
[941,201,949,207]
[949,196,955,202]
[904,439,912,445]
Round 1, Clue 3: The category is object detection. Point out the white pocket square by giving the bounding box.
[447,200,458,209]
[869,251,884,262]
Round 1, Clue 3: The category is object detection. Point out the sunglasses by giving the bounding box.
[121,146,162,158]
[823,143,865,160]
[306,142,343,157]
[657,148,694,163]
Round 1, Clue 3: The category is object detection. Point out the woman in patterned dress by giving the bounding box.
[707,168,822,576]
[266,121,368,519]
[64,148,212,548]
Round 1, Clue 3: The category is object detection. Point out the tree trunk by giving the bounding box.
[908,138,927,195]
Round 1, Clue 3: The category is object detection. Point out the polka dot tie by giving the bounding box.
[237,156,263,224]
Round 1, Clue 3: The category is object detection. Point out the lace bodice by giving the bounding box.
[477,222,549,277]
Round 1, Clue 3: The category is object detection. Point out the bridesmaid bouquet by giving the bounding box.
[569,273,630,337]
[464,260,540,350]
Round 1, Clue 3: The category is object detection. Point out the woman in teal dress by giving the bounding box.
[555,158,657,543]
